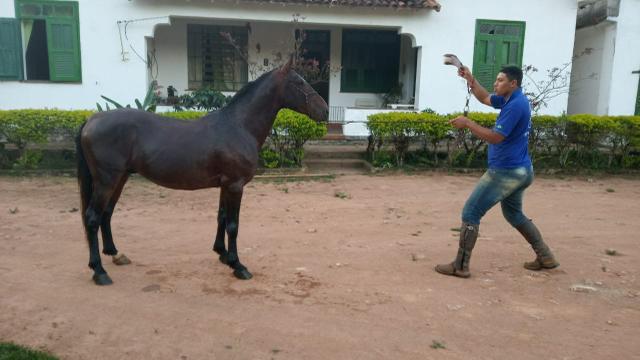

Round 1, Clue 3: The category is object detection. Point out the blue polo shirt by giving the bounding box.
[488,88,532,169]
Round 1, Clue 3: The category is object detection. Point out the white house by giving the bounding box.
[568,0,640,116]
[0,0,578,135]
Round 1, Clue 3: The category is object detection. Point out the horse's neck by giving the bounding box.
[223,85,282,147]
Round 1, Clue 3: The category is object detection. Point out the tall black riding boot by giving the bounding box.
[435,222,479,278]
[516,219,559,270]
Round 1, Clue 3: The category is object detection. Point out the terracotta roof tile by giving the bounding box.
[242,0,441,10]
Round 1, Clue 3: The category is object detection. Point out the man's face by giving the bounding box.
[493,72,518,97]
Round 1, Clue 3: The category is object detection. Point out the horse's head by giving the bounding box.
[277,58,329,123]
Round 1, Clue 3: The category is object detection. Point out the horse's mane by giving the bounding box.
[223,69,277,108]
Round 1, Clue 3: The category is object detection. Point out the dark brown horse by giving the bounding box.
[76,59,328,285]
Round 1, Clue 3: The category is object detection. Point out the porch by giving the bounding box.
[150,16,421,134]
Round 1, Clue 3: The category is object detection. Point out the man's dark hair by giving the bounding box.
[500,66,523,87]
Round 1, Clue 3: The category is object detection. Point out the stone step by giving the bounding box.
[321,133,346,141]
[304,143,367,159]
[326,123,344,133]
[303,158,373,174]
[304,150,365,160]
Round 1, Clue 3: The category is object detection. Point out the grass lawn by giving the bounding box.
[0,343,59,360]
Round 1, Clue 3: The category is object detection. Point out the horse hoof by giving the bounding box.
[233,269,253,280]
[93,273,113,286]
[112,254,131,266]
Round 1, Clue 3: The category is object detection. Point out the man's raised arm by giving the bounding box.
[458,66,492,107]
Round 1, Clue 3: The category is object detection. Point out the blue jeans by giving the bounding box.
[461,166,534,227]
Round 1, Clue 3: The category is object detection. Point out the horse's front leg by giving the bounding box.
[213,188,229,264]
[223,183,252,280]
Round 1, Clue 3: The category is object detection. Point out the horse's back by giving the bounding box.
[82,109,196,168]
[81,109,256,189]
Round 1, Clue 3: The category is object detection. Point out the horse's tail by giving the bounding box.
[76,122,92,232]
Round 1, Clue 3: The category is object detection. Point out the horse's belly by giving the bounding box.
[139,167,222,190]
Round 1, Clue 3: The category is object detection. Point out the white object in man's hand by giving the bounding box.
[443,53,463,69]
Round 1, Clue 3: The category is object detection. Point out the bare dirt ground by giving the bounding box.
[0,173,639,360]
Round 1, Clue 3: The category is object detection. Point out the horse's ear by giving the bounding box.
[280,54,294,74]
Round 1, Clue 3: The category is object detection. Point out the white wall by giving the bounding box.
[568,23,616,115]
[403,0,577,115]
[399,35,416,104]
[608,0,640,115]
[0,0,577,115]
[0,1,15,16]
[0,1,164,110]
[569,0,640,115]
[343,108,418,137]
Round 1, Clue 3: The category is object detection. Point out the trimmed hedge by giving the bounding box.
[162,109,327,167]
[0,109,326,169]
[0,109,93,150]
[366,112,640,170]
[268,109,327,167]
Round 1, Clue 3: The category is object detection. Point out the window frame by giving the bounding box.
[472,19,525,90]
[187,24,248,92]
[14,0,82,83]
[340,28,400,94]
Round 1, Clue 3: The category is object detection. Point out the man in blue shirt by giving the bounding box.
[435,66,559,278]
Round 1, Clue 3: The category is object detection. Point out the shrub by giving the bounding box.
[160,111,206,120]
[173,87,232,112]
[268,109,327,167]
[0,109,92,150]
[0,109,638,171]
[366,111,640,170]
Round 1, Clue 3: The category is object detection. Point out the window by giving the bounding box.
[4,0,82,82]
[0,18,23,80]
[341,29,400,93]
[187,24,248,91]
[472,19,525,90]
[296,29,330,102]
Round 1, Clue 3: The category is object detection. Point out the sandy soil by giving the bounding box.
[0,173,639,360]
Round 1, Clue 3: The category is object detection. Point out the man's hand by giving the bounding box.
[459,65,492,106]
[457,66,474,86]
[450,116,470,129]
[451,116,505,144]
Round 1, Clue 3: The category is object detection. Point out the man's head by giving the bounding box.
[493,66,522,97]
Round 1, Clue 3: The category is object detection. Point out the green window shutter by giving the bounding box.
[46,17,81,82]
[473,38,497,90]
[341,29,400,93]
[473,20,525,90]
[0,18,24,81]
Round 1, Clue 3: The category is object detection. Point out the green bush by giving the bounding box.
[13,149,44,170]
[162,109,326,168]
[366,111,640,170]
[0,109,92,163]
[173,87,231,112]
[0,109,327,169]
[259,148,280,169]
[368,112,453,166]
[0,342,59,360]
[161,109,327,167]
[1,108,638,172]
[268,109,327,167]
[160,111,206,120]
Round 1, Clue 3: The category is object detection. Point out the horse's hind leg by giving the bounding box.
[85,178,121,285]
[222,183,252,280]
[101,175,131,265]
[213,188,229,264]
